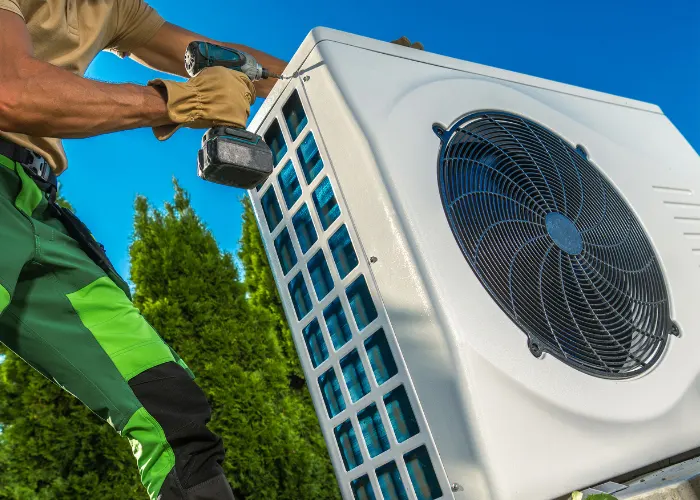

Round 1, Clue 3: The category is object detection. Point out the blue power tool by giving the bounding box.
[186,41,281,189]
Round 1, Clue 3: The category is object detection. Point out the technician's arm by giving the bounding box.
[129,22,287,98]
[0,10,170,138]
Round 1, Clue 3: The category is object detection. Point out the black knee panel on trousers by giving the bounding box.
[159,471,236,500]
[129,362,234,499]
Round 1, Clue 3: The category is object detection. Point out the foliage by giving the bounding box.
[0,353,142,499]
[130,182,339,499]
[570,492,619,500]
[56,184,73,211]
[238,197,304,382]
[0,182,340,499]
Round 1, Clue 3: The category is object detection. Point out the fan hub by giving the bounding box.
[545,212,582,255]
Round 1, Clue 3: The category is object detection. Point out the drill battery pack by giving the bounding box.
[197,126,274,189]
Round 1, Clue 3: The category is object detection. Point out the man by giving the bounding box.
[0,1,423,498]
[0,2,283,499]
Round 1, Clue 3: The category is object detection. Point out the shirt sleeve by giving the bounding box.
[0,0,24,19]
[106,0,166,57]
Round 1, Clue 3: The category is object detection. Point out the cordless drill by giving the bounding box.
[186,41,282,189]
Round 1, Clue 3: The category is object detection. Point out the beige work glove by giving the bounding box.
[148,66,256,141]
[391,36,424,50]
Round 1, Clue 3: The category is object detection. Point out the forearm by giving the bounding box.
[0,56,170,139]
[217,42,286,98]
[130,22,287,98]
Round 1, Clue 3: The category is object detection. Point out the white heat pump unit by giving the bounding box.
[247,28,700,500]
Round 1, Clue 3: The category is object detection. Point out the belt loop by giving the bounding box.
[47,185,57,204]
[47,170,57,204]
[11,142,20,169]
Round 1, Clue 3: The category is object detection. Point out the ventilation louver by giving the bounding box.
[435,111,674,379]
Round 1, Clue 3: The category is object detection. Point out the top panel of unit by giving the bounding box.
[250,27,660,133]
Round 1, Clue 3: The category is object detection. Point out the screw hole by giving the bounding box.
[432,123,446,139]
[370,256,378,264]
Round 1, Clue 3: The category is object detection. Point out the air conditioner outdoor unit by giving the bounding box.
[247,27,700,500]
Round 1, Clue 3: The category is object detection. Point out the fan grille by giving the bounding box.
[436,112,673,379]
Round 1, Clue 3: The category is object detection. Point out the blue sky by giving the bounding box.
[59,0,700,280]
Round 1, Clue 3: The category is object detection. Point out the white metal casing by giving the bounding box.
[247,27,700,500]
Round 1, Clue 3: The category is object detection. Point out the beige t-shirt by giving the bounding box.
[0,0,166,174]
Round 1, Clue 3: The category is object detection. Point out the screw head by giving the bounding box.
[303,75,310,82]
[529,341,543,358]
[671,323,680,337]
[575,144,589,159]
[370,256,378,264]
[451,483,463,492]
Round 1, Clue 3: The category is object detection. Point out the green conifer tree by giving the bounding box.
[238,196,340,498]
[238,197,304,383]
[130,182,340,499]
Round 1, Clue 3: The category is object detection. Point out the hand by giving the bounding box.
[147,66,256,140]
[390,36,424,50]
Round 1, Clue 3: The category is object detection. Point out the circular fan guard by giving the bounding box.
[435,111,674,379]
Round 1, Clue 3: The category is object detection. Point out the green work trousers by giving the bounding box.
[0,155,235,500]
